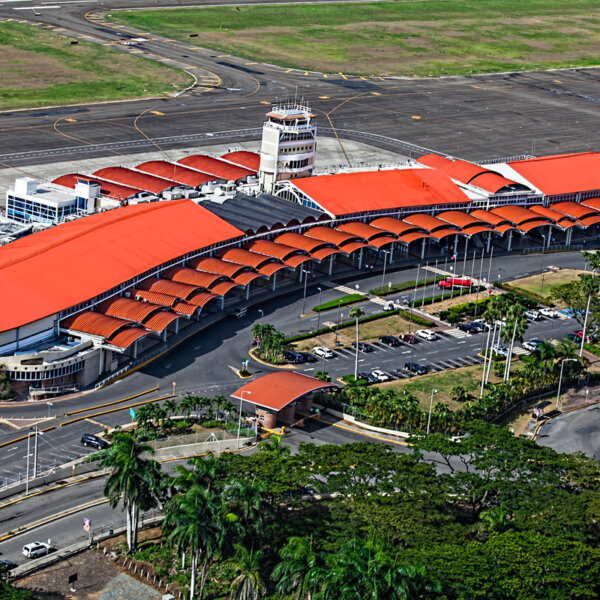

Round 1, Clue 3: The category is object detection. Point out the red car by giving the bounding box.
[400,333,417,344]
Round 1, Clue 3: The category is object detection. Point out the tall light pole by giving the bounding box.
[237,390,251,449]
[539,234,546,299]
[487,245,494,284]
[46,402,53,419]
[381,250,389,290]
[579,293,592,358]
[301,268,310,316]
[316,287,323,331]
[258,309,264,329]
[426,388,438,435]
[556,358,577,409]
[25,430,32,496]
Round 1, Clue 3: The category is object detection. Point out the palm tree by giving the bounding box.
[272,536,319,600]
[314,370,331,382]
[97,431,161,551]
[180,394,198,419]
[173,454,224,493]
[165,485,231,599]
[225,479,269,540]
[501,303,527,382]
[349,306,365,380]
[163,397,178,418]
[228,544,266,600]
[257,434,290,458]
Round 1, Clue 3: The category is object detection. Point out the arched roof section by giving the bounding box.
[246,239,309,261]
[550,201,600,226]
[162,266,226,290]
[210,281,240,296]
[469,172,528,194]
[137,277,202,300]
[436,210,493,236]
[403,214,461,239]
[130,289,199,317]
[274,232,334,254]
[220,151,260,171]
[178,155,255,181]
[143,311,179,333]
[369,217,423,237]
[337,221,396,242]
[108,327,151,350]
[232,372,337,411]
[52,174,142,203]
[529,205,579,229]
[97,297,163,323]
[398,231,434,244]
[303,225,367,247]
[581,197,600,211]
[470,209,517,234]
[490,206,553,232]
[136,161,216,188]
[187,291,220,307]
[188,256,247,279]
[220,248,281,270]
[94,166,185,195]
[61,311,132,339]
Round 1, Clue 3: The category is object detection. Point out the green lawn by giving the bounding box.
[112,0,600,77]
[507,269,584,302]
[0,22,193,109]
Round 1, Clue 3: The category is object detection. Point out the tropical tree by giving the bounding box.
[225,479,270,541]
[349,306,365,380]
[228,544,266,600]
[272,536,320,600]
[165,485,234,599]
[501,303,527,382]
[314,370,331,382]
[97,431,162,551]
[173,454,224,493]
[180,393,198,418]
[163,397,179,418]
[450,384,472,403]
[257,434,291,458]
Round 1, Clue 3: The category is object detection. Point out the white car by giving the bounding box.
[312,346,334,358]
[383,300,401,311]
[371,369,391,382]
[540,308,559,319]
[22,541,52,558]
[416,329,438,341]
[522,338,544,352]
[525,310,542,321]
[491,344,509,357]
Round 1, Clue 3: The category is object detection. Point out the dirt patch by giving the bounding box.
[14,547,161,600]
[422,290,493,315]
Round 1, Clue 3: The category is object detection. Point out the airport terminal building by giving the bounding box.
[2,106,600,398]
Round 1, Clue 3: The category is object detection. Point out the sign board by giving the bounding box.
[68,573,77,585]
[129,408,135,420]
[83,518,90,532]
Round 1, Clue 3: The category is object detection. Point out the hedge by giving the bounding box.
[313,293,364,313]
[496,282,553,307]
[285,308,434,343]
[368,276,444,297]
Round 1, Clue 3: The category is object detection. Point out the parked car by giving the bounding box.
[540,307,559,318]
[283,350,305,364]
[379,335,401,347]
[399,333,417,344]
[358,371,378,384]
[491,344,509,357]
[404,362,428,375]
[522,338,544,352]
[383,300,401,311]
[525,310,542,321]
[564,333,582,346]
[416,329,438,341]
[371,369,391,382]
[299,352,318,363]
[573,330,597,343]
[457,322,479,334]
[313,346,334,358]
[0,559,17,571]
[22,542,53,559]
[81,433,109,450]
[352,341,374,352]
[471,319,490,331]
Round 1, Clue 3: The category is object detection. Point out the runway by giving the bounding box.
[0,0,599,167]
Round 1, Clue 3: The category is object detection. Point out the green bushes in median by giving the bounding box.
[368,276,444,296]
[313,293,365,312]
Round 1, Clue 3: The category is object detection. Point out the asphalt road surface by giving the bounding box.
[1,0,600,165]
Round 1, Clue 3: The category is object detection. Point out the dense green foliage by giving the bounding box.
[369,276,443,296]
[312,294,364,312]
[119,422,600,599]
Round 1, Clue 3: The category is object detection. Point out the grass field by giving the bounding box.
[0,22,193,110]
[380,364,499,410]
[112,0,600,77]
[508,269,584,302]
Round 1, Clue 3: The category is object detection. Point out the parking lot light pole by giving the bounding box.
[237,390,251,449]
[301,269,310,316]
[46,402,53,419]
[258,309,264,329]
[426,389,438,435]
[381,250,389,290]
[556,358,577,409]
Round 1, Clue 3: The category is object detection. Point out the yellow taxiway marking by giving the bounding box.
[319,95,330,99]
[411,115,422,119]
[65,118,77,123]
[244,62,257,65]
[339,73,347,79]
[360,76,367,80]
[471,85,481,88]
[216,54,229,58]
[554,79,562,83]
[371,91,381,96]
[304,71,309,76]
[260,101,271,105]
[323,73,328,78]
[150,110,164,116]
[284,68,292,73]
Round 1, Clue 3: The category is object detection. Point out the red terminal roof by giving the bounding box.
[581,197,600,211]
[0,200,242,331]
[291,169,470,217]
[61,311,130,339]
[246,239,308,261]
[220,151,260,171]
[143,311,180,333]
[163,266,225,290]
[97,297,163,323]
[549,201,600,226]
[369,217,423,237]
[304,225,366,247]
[220,248,280,270]
[509,152,600,196]
[470,209,516,234]
[109,327,151,350]
[94,166,185,195]
[189,257,247,279]
[136,161,216,188]
[337,221,395,242]
[52,174,142,203]
[418,154,522,193]
[275,232,332,253]
[178,155,255,181]
[529,205,578,229]
[231,372,337,411]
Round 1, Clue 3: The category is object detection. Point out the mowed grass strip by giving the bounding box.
[507,269,584,302]
[113,0,600,77]
[0,22,193,110]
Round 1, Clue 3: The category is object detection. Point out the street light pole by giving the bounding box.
[301,269,310,316]
[316,287,323,331]
[426,389,438,435]
[25,431,31,496]
[258,309,264,329]
[237,390,251,449]
[539,234,546,298]
[556,358,577,409]
[33,426,39,479]
[46,402,53,419]
[381,250,389,290]
[487,245,494,284]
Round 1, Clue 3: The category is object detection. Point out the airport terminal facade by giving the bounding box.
[2,104,600,398]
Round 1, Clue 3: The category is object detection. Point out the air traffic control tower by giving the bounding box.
[258,102,317,193]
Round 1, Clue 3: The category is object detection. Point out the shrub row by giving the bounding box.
[496,282,554,307]
[368,276,444,297]
[313,293,364,312]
